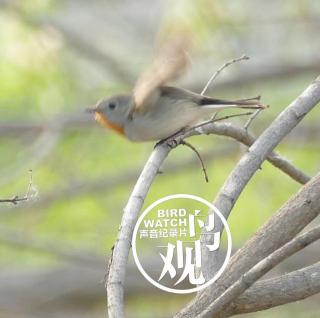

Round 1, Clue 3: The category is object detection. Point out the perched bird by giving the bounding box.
[88,38,266,142]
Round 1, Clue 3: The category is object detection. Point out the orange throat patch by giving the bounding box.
[94,112,125,136]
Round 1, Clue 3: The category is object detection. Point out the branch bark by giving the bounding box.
[106,145,170,317]
[200,225,320,317]
[177,172,320,317]
[176,76,320,317]
[225,261,320,316]
[183,121,310,185]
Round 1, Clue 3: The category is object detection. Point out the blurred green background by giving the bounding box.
[0,0,319,317]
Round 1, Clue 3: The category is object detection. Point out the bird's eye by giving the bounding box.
[108,102,116,110]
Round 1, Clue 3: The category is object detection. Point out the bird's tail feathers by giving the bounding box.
[200,95,268,110]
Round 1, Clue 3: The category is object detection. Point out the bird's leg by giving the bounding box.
[154,128,187,149]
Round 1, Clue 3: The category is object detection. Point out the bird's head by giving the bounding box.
[87,95,132,135]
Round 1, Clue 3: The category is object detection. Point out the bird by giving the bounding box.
[88,37,266,142]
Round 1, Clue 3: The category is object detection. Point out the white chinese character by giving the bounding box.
[159,228,168,238]
[158,240,205,285]
[149,229,158,239]
[179,228,187,237]
[139,229,149,239]
[169,228,178,237]
[189,210,216,237]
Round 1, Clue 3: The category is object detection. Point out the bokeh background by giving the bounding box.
[0,0,319,317]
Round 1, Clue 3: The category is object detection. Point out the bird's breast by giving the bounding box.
[94,112,125,136]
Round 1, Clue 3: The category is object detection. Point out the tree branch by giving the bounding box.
[226,261,320,316]
[0,196,28,205]
[106,144,171,317]
[183,121,311,185]
[175,76,320,317]
[177,172,320,317]
[200,55,249,95]
[200,225,320,317]
[0,170,37,205]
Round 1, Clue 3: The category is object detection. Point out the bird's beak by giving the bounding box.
[85,106,99,114]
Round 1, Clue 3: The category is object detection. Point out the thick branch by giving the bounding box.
[176,76,320,317]
[106,144,170,318]
[226,262,320,316]
[200,225,320,317]
[178,172,320,317]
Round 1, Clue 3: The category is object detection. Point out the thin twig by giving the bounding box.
[201,55,250,95]
[0,170,36,205]
[195,111,254,129]
[25,169,33,198]
[244,108,263,131]
[0,196,28,205]
[180,140,209,182]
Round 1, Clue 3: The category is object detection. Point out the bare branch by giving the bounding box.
[180,140,209,183]
[244,108,263,131]
[0,170,37,205]
[226,262,320,316]
[0,196,28,205]
[200,225,320,317]
[177,172,320,317]
[106,144,170,317]
[185,121,311,185]
[190,60,320,93]
[175,76,320,317]
[201,55,249,95]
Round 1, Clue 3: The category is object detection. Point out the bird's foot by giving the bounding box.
[154,128,187,149]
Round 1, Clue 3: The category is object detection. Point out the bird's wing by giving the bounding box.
[131,36,190,115]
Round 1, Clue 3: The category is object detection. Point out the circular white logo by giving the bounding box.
[132,194,232,294]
